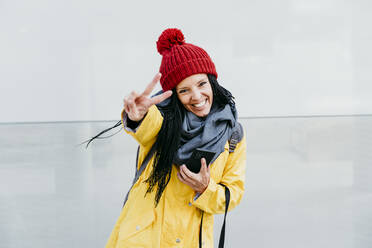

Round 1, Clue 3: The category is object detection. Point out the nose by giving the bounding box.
[190,89,202,101]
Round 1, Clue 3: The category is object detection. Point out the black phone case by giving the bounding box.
[186,149,215,173]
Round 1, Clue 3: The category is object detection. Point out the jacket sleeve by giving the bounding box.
[121,105,164,147]
[191,134,247,214]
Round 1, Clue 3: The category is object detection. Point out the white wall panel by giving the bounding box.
[0,0,371,122]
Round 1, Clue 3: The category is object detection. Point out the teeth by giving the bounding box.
[193,100,206,108]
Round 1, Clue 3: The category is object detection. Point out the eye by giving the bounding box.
[178,89,187,94]
[199,81,207,87]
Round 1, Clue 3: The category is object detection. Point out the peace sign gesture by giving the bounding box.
[123,73,173,121]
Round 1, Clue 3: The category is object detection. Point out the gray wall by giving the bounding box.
[1,117,371,247]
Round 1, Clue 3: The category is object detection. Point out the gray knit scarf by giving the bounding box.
[155,90,237,166]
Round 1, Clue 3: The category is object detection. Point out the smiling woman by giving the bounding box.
[176,74,214,117]
[86,28,246,248]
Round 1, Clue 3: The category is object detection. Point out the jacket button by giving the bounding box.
[136,225,140,231]
[176,238,181,243]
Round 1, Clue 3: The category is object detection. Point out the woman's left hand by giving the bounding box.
[177,158,210,194]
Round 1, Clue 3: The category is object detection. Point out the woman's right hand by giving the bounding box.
[123,73,173,121]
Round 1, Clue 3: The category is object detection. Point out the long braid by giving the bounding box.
[144,89,183,206]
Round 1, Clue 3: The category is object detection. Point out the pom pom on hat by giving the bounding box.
[156,28,185,55]
[156,28,217,91]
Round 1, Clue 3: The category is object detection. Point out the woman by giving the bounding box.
[104,28,246,248]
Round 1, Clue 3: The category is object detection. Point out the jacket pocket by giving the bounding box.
[117,210,155,245]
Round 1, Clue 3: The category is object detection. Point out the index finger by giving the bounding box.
[181,164,197,179]
[142,73,162,97]
[150,90,173,105]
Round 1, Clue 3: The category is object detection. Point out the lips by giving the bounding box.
[191,99,207,108]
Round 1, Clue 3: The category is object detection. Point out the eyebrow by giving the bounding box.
[177,78,207,90]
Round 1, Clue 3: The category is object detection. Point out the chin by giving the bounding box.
[192,109,211,117]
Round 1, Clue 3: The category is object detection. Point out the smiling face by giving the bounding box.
[176,73,213,117]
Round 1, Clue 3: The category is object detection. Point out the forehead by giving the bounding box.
[176,73,208,89]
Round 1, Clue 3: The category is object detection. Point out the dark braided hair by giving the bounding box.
[84,74,235,207]
[208,74,235,108]
[143,87,184,205]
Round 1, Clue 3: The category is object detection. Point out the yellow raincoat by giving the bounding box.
[106,105,246,248]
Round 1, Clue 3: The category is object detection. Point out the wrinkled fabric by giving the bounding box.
[174,103,237,166]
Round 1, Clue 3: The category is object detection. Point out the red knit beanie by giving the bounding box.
[156,28,218,92]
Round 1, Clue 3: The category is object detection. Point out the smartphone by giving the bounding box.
[186,148,216,173]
